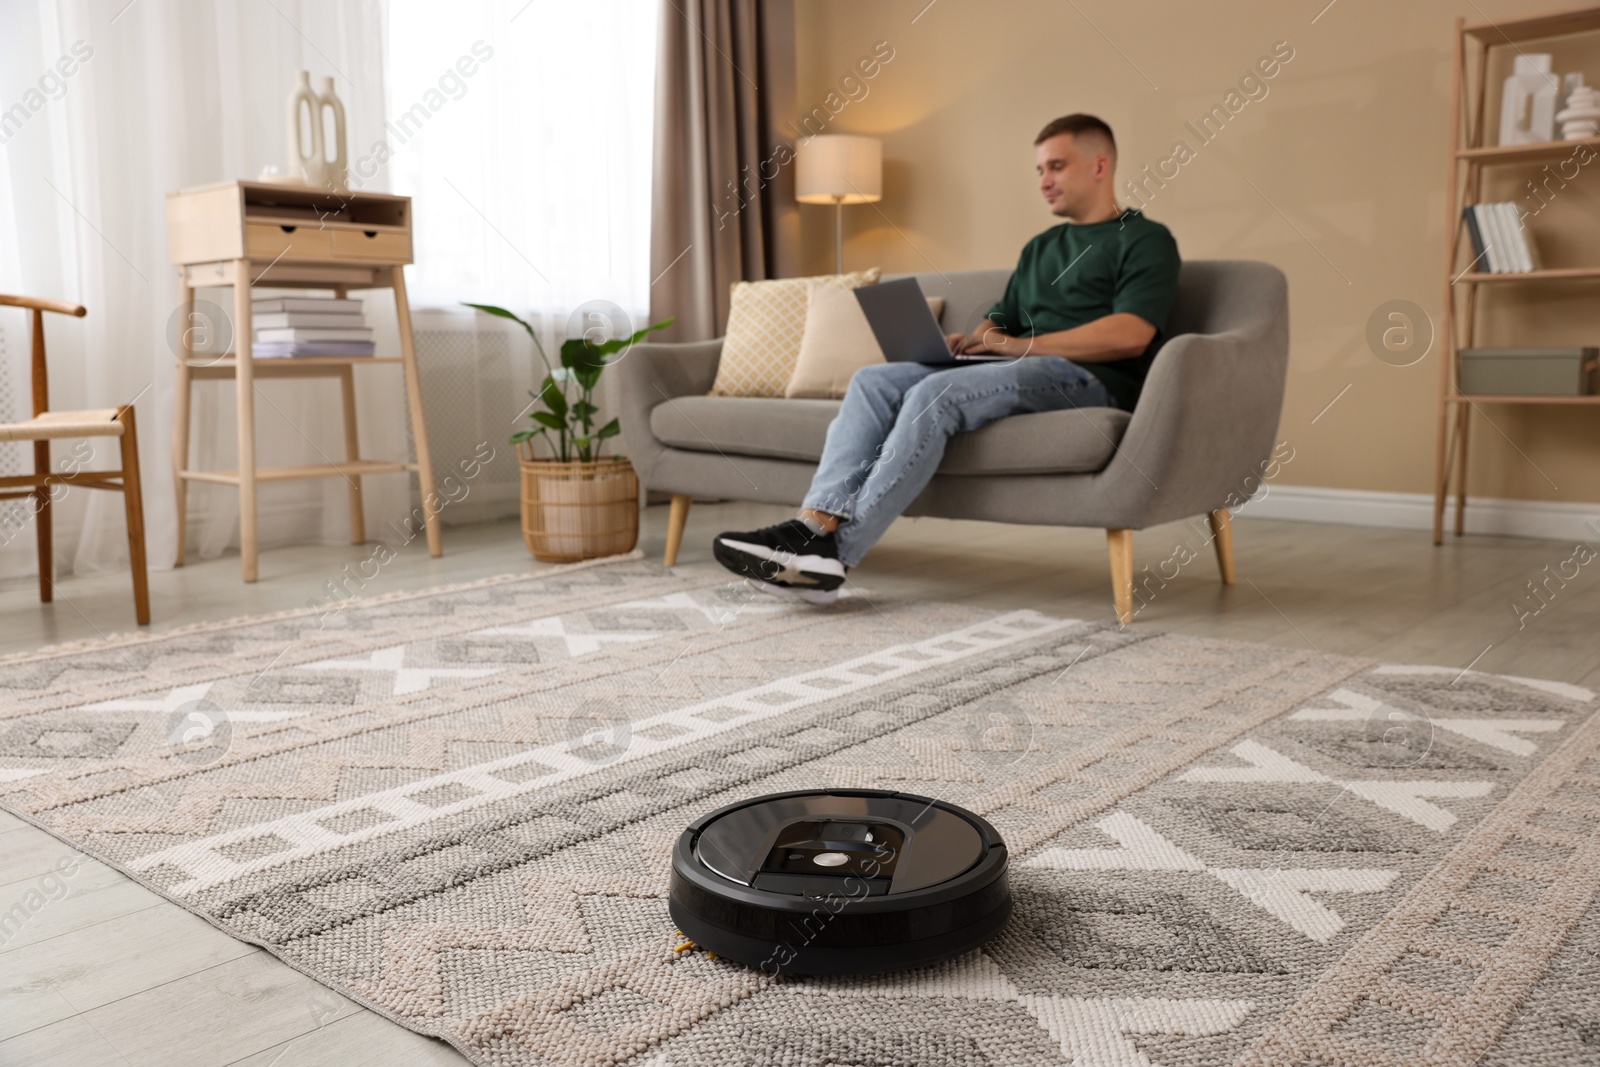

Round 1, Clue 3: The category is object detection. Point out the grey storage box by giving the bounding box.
[1458,347,1598,396]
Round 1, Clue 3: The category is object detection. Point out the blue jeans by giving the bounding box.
[800,358,1113,567]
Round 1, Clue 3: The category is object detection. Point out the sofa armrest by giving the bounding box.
[613,338,724,488]
[1097,321,1289,528]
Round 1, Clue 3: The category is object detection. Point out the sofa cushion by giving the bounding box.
[785,282,945,399]
[939,406,1130,475]
[651,397,841,463]
[649,396,1130,475]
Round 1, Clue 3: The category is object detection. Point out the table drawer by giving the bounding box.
[330,228,412,263]
[245,222,333,261]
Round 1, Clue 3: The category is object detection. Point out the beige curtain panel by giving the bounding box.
[650,0,799,342]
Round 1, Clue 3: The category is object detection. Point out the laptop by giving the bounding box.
[854,278,1011,365]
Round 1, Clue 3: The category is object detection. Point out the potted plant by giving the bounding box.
[464,302,672,562]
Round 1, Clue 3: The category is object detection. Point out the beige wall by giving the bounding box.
[793,0,1600,506]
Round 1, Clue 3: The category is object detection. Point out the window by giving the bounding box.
[382,1,659,332]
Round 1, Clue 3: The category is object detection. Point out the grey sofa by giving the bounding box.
[615,259,1289,621]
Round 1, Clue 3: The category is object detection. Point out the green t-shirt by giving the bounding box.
[985,209,1181,411]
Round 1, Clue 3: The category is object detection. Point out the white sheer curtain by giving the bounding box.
[0,0,658,586]
[386,2,657,317]
[0,0,393,583]
[382,1,659,468]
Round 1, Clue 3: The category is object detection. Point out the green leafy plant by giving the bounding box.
[463,304,673,463]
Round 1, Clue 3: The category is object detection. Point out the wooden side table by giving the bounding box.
[166,180,442,581]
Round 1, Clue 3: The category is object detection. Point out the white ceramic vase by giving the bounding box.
[1498,54,1558,146]
[318,76,349,192]
[286,70,326,185]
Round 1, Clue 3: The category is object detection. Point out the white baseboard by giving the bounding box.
[1237,484,1600,543]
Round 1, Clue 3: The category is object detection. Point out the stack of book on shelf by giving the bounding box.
[1461,201,1542,274]
[250,296,375,358]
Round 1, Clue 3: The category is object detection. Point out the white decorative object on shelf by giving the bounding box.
[1558,72,1585,113]
[318,76,349,192]
[256,163,299,186]
[286,70,325,185]
[1555,84,1600,141]
[1498,54,1557,145]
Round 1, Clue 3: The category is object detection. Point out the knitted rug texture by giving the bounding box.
[2,556,1598,1066]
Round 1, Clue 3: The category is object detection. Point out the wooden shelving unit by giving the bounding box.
[166,181,443,581]
[1434,3,1600,543]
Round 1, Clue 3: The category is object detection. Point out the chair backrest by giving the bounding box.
[0,294,87,417]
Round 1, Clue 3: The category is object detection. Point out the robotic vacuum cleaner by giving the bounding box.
[668,788,1011,975]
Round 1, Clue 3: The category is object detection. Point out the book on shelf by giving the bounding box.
[1464,202,1541,274]
[254,325,374,343]
[253,310,367,329]
[1511,203,1542,270]
[1497,203,1525,272]
[251,340,377,359]
[1462,206,1487,269]
[251,296,364,314]
[1465,204,1491,271]
[1472,203,1497,271]
[1481,203,1510,272]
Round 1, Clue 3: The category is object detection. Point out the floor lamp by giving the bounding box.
[795,135,882,274]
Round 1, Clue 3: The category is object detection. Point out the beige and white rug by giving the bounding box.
[2,556,1598,1066]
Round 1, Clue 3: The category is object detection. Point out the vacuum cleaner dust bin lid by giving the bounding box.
[668,789,1012,975]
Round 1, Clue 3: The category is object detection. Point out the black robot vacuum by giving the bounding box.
[668,788,1012,975]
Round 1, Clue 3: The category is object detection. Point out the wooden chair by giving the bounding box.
[0,294,150,625]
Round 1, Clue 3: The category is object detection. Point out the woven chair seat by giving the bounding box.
[0,408,124,442]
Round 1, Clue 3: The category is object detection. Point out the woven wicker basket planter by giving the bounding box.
[517,450,639,563]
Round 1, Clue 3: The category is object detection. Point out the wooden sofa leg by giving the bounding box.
[664,494,691,567]
[1106,528,1134,624]
[1208,508,1237,585]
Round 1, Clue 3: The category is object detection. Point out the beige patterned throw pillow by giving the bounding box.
[710,268,880,397]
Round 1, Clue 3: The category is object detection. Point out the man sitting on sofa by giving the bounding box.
[711,113,1182,603]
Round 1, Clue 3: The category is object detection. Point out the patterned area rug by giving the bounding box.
[3,556,1599,1066]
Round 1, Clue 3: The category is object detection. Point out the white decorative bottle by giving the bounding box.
[287,70,325,184]
[1498,54,1558,145]
[318,76,349,192]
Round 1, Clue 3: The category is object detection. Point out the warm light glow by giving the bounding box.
[795,135,883,204]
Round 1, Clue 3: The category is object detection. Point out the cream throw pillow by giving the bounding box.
[709,268,880,397]
[785,282,945,399]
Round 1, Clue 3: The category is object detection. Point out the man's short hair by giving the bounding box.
[1034,114,1116,157]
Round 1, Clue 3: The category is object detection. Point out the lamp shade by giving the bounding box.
[795,134,882,204]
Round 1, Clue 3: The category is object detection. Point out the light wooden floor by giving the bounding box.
[2,504,1596,1065]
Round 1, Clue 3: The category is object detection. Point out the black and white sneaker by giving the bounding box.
[712,519,847,604]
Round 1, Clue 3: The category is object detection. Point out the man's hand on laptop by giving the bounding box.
[945,323,1012,356]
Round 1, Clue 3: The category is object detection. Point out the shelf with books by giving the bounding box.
[189,355,402,366]
[251,294,375,356]
[1435,4,1600,544]
[184,356,403,382]
[1454,266,1600,283]
[1459,200,1543,273]
[167,180,441,581]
